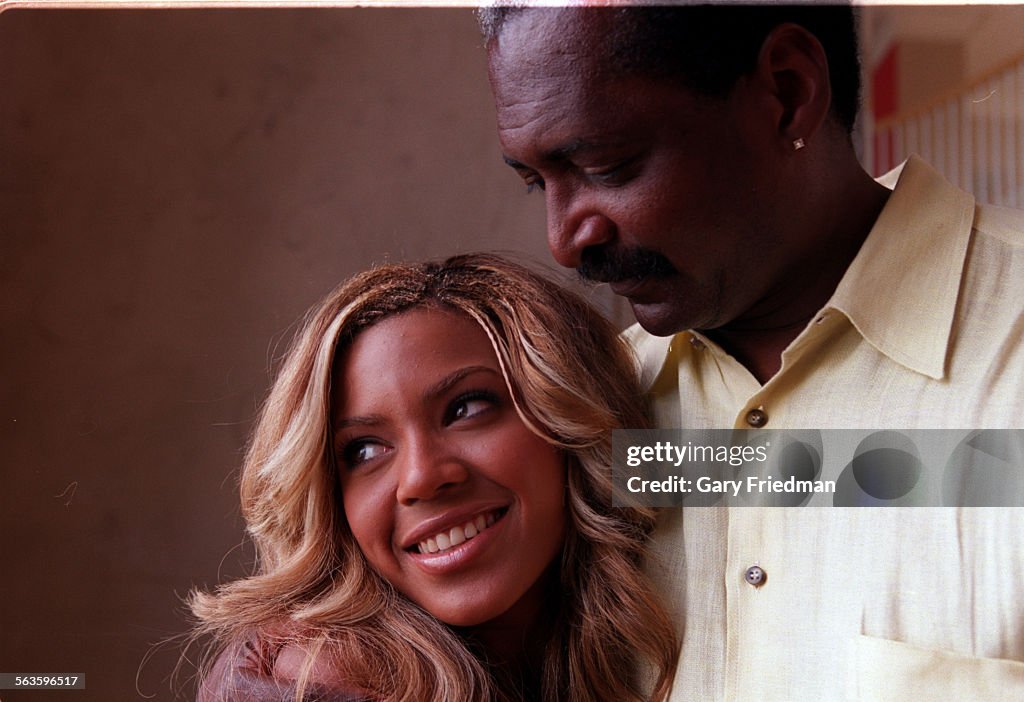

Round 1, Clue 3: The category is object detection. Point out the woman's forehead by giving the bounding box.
[332,307,503,415]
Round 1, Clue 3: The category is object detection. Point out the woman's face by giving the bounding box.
[333,307,567,629]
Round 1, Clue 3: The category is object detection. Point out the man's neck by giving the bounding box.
[705,318,816,385]
[706,159,892,385]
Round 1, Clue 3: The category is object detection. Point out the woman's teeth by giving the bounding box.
[418,511,498,554]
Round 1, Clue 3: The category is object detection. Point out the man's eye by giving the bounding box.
[341,439,389,469]
[582,156,639,187]
[523,175,545,194]
[583,163,628,186]
[445,391,499,425]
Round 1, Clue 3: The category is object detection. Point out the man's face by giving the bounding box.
[488,9,793,336]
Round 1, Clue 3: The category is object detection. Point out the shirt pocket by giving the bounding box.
[846,634,1024,701]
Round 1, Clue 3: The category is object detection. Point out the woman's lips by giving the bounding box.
[415,508,502,554]
[405,508,508,574]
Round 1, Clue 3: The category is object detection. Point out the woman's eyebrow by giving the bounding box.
[423,365,500,401]
[333,366,501,431]
[334,414,384,431]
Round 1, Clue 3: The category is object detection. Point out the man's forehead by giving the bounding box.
[487,7,712,164]
[487,8,632,128]
[489,58,622,157]
[487,8,616,75]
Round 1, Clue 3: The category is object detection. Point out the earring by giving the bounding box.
[792,137,806,151]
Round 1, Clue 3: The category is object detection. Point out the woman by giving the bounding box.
[191,253,677,701]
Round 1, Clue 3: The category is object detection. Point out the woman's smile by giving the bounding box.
[405,507,508,576]
[195,254,678,700]
[333,307,567,630]
[406,506,504,555]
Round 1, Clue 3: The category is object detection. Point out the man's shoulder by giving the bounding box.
[620,321,679,350]
[620,322,676,385]
[620,320,654,347]
[973,202,1024,247]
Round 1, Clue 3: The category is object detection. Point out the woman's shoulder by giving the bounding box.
[273,638,358,690]
[197,626,369,702]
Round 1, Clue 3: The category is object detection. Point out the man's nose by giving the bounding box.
[395,437,469,506]
[546,195,616,269]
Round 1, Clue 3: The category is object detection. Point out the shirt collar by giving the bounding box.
[623,322,675,392]
[828,155,975,380]
[629,156,975,391]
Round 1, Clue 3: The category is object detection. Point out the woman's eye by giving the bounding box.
[445,391,499,425]
[341,439,389,469]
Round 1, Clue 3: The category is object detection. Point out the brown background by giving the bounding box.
[3,5,1022,702]
[0,8,606,700]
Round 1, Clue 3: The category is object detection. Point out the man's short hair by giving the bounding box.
[480,5,861,135]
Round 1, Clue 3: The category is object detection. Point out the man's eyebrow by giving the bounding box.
[503,154,529,170]
[502,139,599,170]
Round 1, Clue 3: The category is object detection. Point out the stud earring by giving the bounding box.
[792,137,806,151]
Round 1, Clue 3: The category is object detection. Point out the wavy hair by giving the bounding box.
[190,253,677,701]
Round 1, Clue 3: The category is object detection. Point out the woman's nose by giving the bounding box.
[395,438,469,506]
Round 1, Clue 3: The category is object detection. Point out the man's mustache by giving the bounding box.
[577,246,676,284]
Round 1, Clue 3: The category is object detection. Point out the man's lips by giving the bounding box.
[609,276,656,298]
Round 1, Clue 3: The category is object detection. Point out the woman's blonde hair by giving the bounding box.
[191,253,677,701]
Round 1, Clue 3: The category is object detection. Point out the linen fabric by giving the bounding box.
[625,156,1024,700]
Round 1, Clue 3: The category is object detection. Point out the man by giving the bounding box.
[484,5,1024,700]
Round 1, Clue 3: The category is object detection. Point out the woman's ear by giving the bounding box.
[749,22,833,148]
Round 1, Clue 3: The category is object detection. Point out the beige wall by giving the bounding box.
[863,5,1024,116]
[859,5,1024,201]
[0,8,618,700]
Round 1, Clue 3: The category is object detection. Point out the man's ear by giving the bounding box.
[749,23,833,148]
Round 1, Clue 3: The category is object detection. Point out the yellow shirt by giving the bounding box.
[625,156,1024,700]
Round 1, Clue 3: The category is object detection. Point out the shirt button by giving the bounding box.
[689,335,705,350]
[745,407,768,428]
[745,565,767,587]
